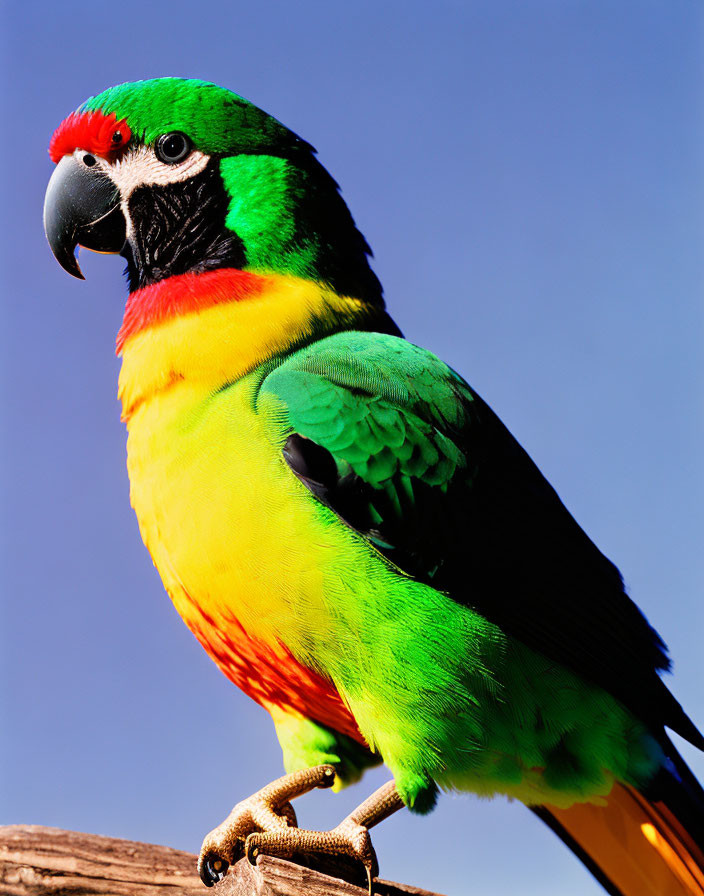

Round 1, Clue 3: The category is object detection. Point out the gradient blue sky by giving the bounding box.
[1,2,702,894]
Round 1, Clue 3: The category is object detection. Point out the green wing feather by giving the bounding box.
[264,336,472,577]
[261,330,702,751]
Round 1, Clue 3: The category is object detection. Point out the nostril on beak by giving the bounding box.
[44,153,125,278]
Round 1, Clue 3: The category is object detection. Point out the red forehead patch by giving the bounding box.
[49,110,132,163]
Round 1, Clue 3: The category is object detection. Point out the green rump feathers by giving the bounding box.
[82,78,383,302]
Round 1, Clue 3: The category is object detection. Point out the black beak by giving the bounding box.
[43,154,126,279]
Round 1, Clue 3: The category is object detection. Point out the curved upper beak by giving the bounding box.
[43,154,126,279]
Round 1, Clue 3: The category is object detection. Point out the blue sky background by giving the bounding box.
[1,2,702,894]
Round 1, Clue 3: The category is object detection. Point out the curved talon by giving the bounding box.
[365,863,374,896]
[198,823,246,887]
[245,833,265,865]
[319,765,336,788]
[199,852,230,887]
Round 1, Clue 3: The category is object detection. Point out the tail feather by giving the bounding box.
[532,756,704,896]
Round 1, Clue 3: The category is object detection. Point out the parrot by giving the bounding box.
[43,78,704,896]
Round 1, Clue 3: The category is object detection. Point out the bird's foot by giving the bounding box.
[199,774,403,894]
[198,764,335,886]
[245,816,378,894]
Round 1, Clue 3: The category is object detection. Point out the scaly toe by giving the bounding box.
[241,820,379,888]
[197,766,336,885]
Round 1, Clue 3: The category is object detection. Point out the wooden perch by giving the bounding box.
[0,825,443,896]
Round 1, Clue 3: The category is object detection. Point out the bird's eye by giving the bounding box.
[155,132,192,164]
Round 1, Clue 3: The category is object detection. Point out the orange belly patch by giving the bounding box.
[183,594,365,746]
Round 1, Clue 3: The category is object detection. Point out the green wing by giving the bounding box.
[263,333,475,581]
[260,330,701,750]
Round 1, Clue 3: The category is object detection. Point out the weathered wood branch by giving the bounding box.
[0,826,443,896]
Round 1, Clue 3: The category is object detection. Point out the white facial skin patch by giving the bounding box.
[73,143,210,200]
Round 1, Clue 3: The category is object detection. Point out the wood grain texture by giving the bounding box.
[0,826,443,896]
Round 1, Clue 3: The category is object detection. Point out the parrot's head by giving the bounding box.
[44,78,382,304]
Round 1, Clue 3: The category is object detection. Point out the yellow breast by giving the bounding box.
[116,274,373,737]
[124,370,317,637]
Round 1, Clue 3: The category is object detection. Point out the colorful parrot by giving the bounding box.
[44,78,704,895]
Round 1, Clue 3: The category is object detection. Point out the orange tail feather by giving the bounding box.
[535,777,704,896]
